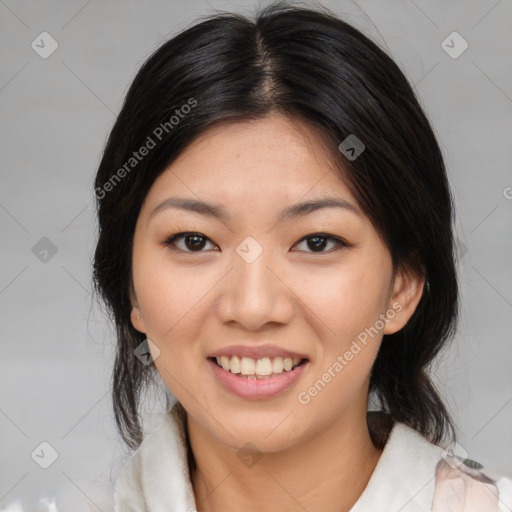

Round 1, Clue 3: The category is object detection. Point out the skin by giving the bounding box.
[130,113,425,512]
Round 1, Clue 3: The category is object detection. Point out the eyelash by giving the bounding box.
[160,231,349,254]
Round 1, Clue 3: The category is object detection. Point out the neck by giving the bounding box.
[187,402,383,512]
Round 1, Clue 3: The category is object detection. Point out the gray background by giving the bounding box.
[1,0,511,510]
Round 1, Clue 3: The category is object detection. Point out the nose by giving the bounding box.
[215,245,294,330]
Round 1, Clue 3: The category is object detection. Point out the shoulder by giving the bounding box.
[113,403,196,511]
[432,450,512,512]
[354,413,512,511]
[113,412,175,511]
[113,443,146,512]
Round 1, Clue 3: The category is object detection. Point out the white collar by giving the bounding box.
[114,403,196,511]
[113,402,507,512]
[350,420,442,511]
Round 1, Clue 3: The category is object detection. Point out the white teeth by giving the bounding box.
[213,354,305,376]
[240,357,256,375]
[220,356,230,371]
[272,357,284,373]
[255,357,273,376]
[230,355,241,374]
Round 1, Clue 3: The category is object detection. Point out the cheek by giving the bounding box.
[292,265,387,419]
[293,257,390,346]
[132,249,211,397]
[132,243,212,337]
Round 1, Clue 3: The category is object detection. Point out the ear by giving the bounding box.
[129,286,146,334]
[383,264,425,335]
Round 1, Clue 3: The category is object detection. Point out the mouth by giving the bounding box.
[207,354,310,399]
[207,355,308,380]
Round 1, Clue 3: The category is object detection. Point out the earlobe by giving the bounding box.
[130,306,146,333]
[129,287,146,333]
[383,266,425,336]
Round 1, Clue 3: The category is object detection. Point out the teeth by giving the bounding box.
[230,355,241,374]
[256,357,273,376]
[214,355,304,376]
[240,357,256,375]
[272,357,284,373]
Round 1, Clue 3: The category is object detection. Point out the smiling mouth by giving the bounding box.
[208,355,308,379]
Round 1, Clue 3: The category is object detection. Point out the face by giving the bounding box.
[130,114,423,453]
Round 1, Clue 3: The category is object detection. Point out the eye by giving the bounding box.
[293,233,347,253]
[161,232,217,252]
[161,231,348,254]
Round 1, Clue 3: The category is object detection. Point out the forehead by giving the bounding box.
[142,114,358,214]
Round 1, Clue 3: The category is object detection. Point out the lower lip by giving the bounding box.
[207,358,309,400]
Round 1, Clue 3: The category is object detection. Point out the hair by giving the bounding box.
[92,1,460,452]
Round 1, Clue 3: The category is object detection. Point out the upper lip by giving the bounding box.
[207,344,309,361]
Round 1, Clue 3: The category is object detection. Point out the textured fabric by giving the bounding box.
[114,404,196,512]
[432,456,509,512]
[111,402,512,512]
[2,411,508,512]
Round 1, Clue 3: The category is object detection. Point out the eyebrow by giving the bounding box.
[149,196,362,223]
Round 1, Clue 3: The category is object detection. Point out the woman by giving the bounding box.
[92,2,511,511]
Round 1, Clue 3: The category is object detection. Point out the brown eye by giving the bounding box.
[162,232,217,252]
[293,233,347,253]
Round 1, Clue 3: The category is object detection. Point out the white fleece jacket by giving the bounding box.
[112,403,512,512]
[3,404,510,511]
